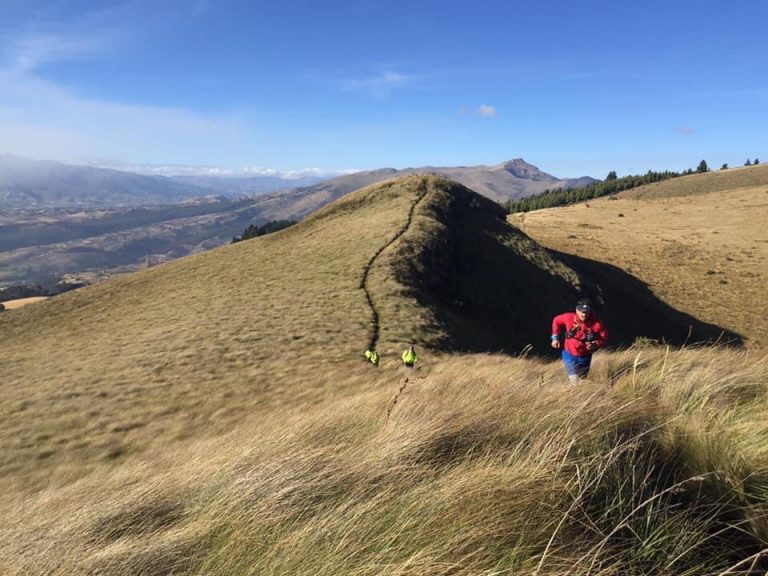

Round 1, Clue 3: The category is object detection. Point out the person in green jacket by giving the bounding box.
[401,345,417,367]
[365,349,379,366]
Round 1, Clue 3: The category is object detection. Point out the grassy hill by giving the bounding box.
[2,175,767,575]
[621,164,768,200]
[512,164,768,347]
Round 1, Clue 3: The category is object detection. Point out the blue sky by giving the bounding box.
[0,0,766,178]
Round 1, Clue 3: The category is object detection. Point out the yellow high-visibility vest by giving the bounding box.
[402,348,417,366]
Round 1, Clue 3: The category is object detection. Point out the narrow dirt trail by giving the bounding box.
[360,181,429,353]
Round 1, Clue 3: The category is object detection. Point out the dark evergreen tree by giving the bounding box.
[745,159,752,166]
[755,158,760,165]
[606,170,618,181]
[696,160,709,173]
[506,169,682,213]
[721,163,729,170]
[232,220,296,243]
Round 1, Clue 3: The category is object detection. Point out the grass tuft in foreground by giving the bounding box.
[3,346,767,575]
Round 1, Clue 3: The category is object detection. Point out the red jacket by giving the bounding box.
[552,312,608,357]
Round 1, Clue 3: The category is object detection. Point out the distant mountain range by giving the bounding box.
[0,155,329,209]
[246,159,597,221]
[0,155,595,211]
[0,155,597,285]
[0,155,212,208]
[166,174,327,198]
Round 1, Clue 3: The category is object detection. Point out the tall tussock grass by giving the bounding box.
[3,346,767,575]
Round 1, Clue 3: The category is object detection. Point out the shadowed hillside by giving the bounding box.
[513,165,768,346]
[553,251,743,347]
[381,178,740,354]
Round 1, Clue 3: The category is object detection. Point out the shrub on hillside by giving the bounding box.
[0,281,85,301]
[232,220,297,243]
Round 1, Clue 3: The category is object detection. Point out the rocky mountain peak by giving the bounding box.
[492,158,558,182]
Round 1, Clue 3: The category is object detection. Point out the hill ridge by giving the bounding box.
[360,177,430,353]
[621,163,768,200]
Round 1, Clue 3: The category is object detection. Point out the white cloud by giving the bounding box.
[0,16,358,173]
[459,104,498,118]
[478,104,497,118]
[0,70,244,164]
[343,71,409,98]
[7,32,108,73]
[95,162,361,179]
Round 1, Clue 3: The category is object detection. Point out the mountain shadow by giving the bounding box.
[391,178,583,355]
[390,177,743,355]
[549,250,744,349]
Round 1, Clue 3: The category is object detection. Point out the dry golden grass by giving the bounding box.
[3,175,768,575]
[0,176,446,496]
[512,165,768,347]
[1,296,49,309]
[2,346,767,575]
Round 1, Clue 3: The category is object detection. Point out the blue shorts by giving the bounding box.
[562,350,592,377]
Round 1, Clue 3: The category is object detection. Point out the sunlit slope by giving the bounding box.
[0,175,582,489]
[0,176,429,488]
[621,163,768,200]
[513,166,768,346]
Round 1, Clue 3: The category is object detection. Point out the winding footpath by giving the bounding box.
[360,181,429,353]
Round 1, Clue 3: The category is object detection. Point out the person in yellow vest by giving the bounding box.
[401,345,417,367]
[364,349,379,366]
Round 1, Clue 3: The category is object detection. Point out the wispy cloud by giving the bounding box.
[0,8,246,166]
[478,104,497,118]
[673,126,695,136]
[6,32,109,73]
[100,163,360,179]
[0,71,244,164]
[0,3,137,74]
[460,104,498,118]
[343,71,409,98]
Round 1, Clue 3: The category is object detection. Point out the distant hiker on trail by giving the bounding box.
[551,299,608,382]
[402,345,418,368]
[365,349,379,366]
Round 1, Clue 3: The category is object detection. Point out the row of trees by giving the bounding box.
[716,159,761,170]
[0,280,84,303]
[231,219,296,243]
[506,156,763,213]
[506,170,682,213]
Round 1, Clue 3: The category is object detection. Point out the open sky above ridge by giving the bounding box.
[0,0,766,178]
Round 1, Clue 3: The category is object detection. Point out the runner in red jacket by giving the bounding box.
[551,299,608,382]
